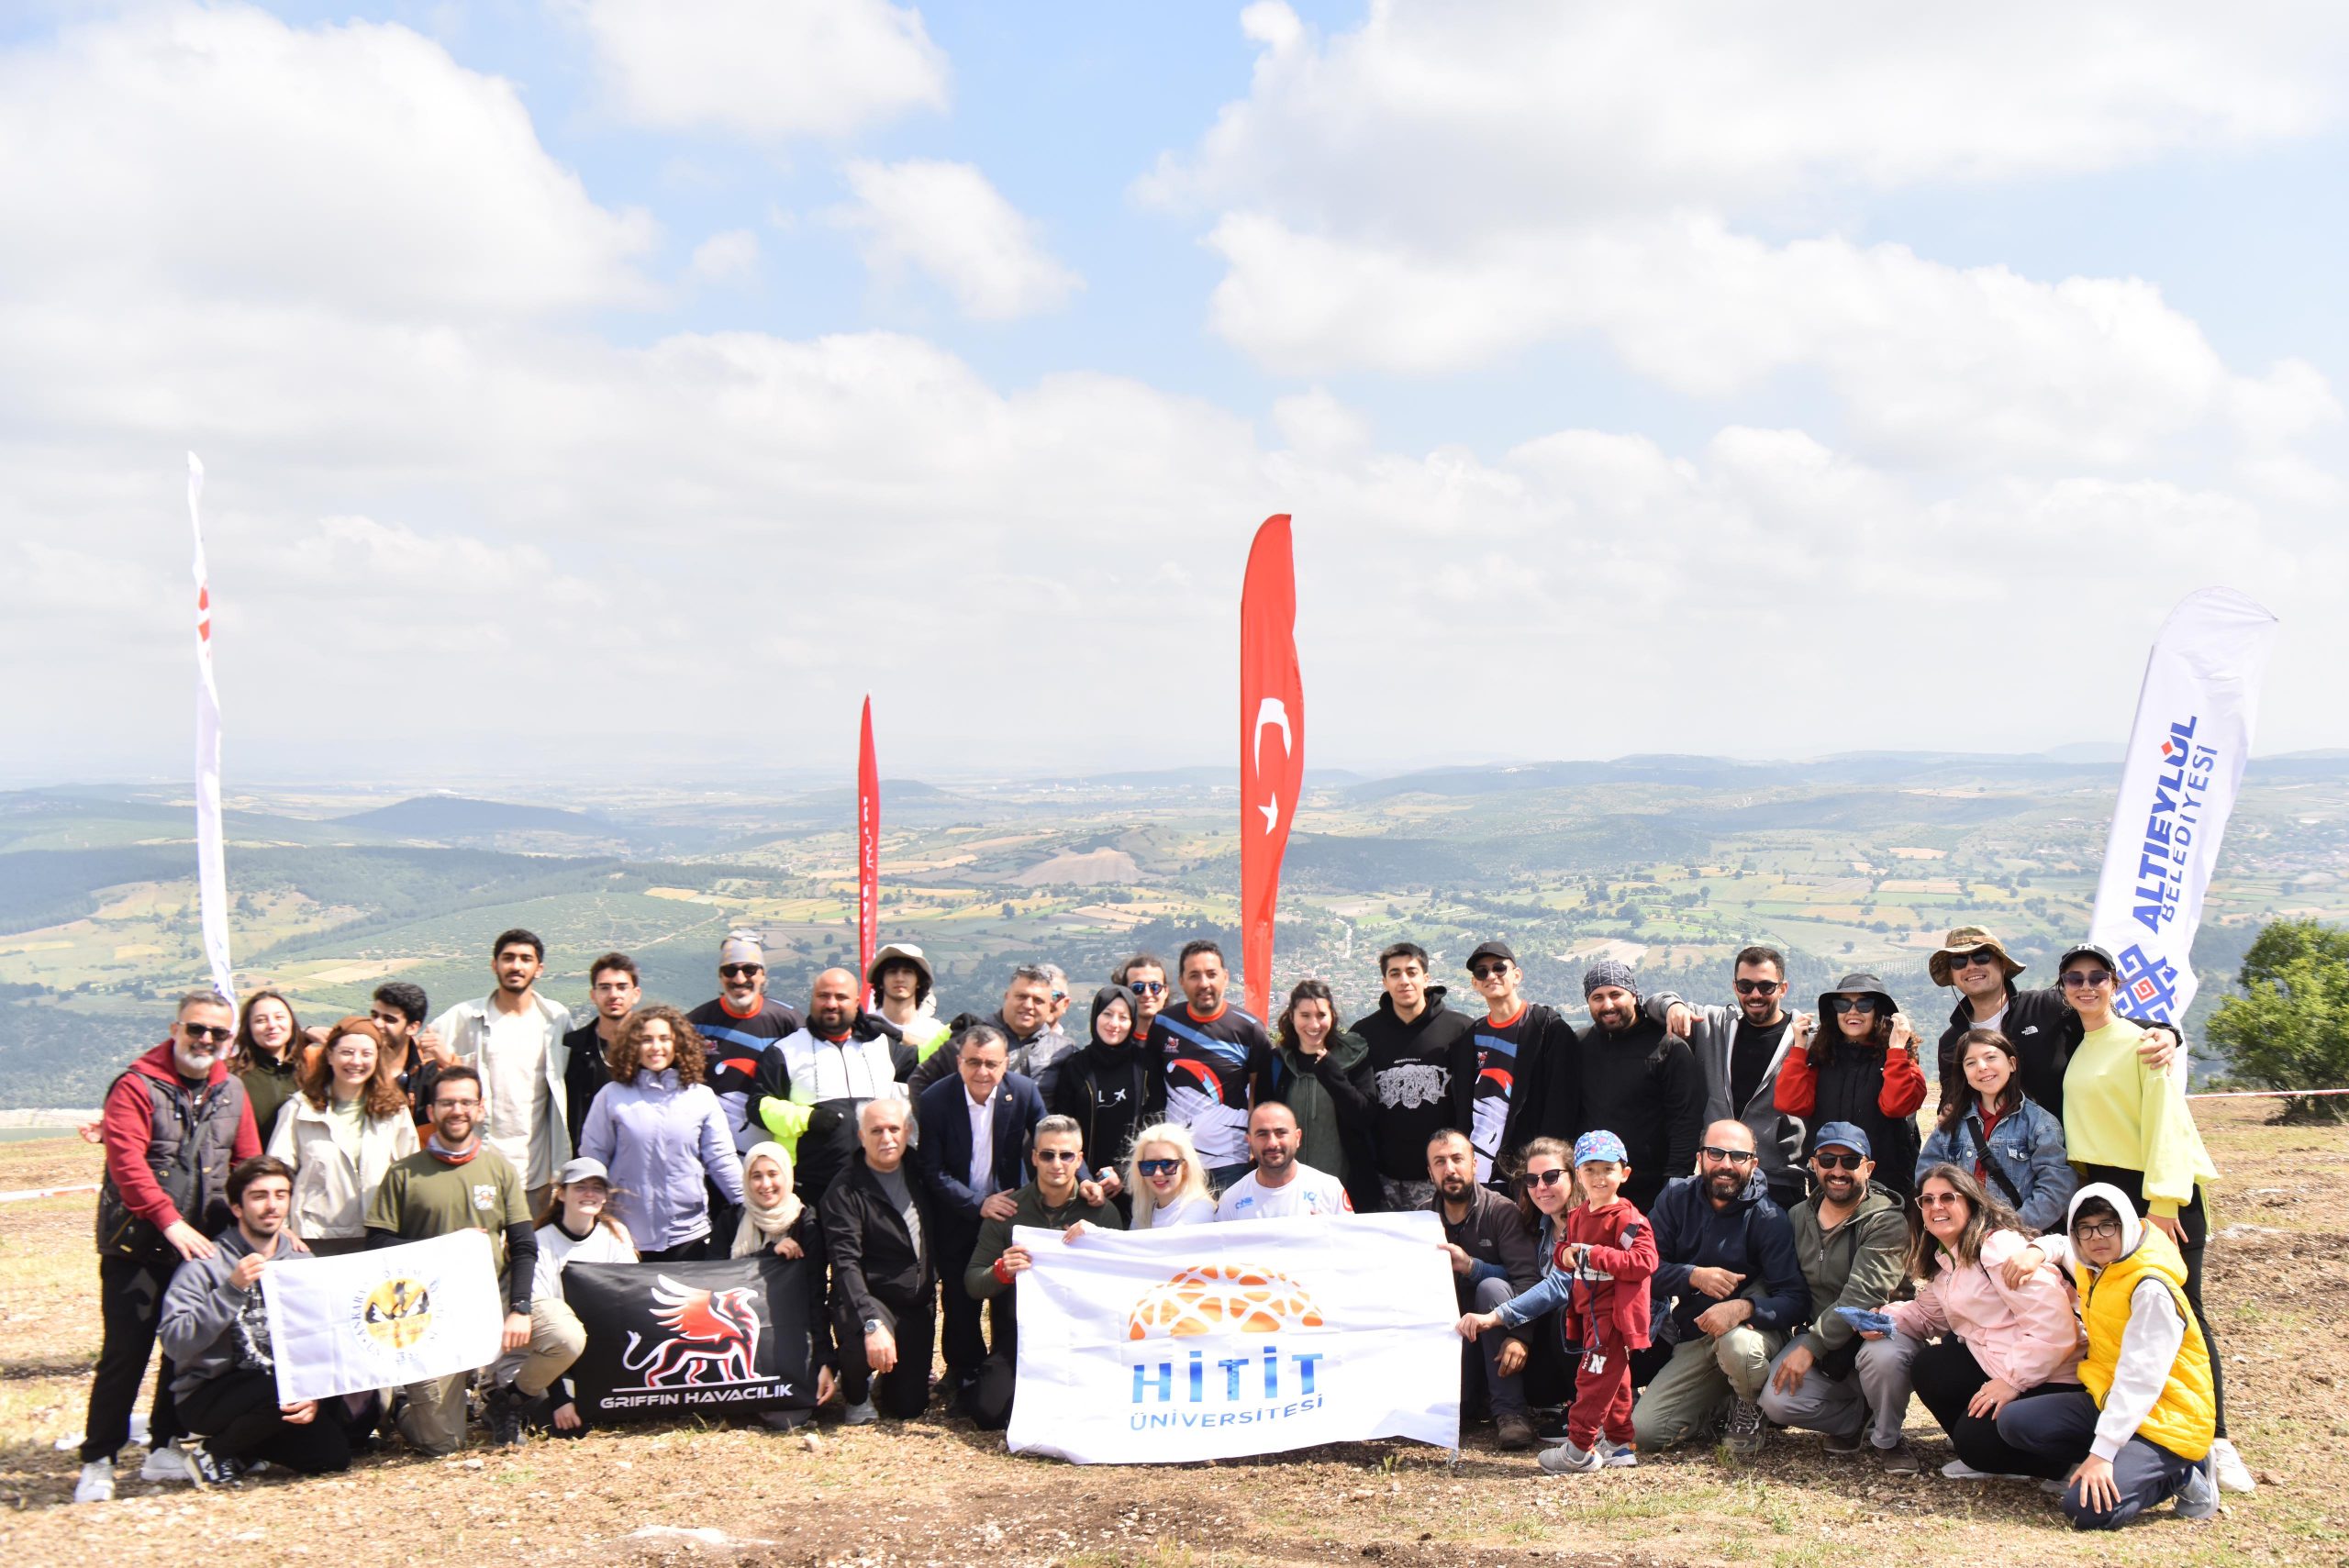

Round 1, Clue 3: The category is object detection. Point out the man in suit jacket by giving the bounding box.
[914,1024,1046,1396]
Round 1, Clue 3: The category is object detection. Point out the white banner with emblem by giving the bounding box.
[261,1230,506,1402]
[1007,1211,1460,1464]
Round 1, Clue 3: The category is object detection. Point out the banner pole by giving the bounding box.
[187,452,236,1006]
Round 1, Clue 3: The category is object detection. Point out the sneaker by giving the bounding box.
[1876,1440,1920,1476]
[1823,1425,1865,1455]
[181,1442,241,1489]
[1536,1440,1603,1475]
[1597,1437,1639,1469]
[73,1461,115,1504]
[485,1385,527,1449]
[1533,1412,1572,1445]
[139,1442,191,1483]
[842,1398,878,1427]
[1941,1458,2037,1482]
[2176,1457,2220,1520]
[1724,1398,1765,1457]
[1495,1413,1538,1452]
[2208,1437,2255,1495]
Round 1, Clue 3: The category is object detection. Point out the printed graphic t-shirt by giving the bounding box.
[1149,1004,1272,1168]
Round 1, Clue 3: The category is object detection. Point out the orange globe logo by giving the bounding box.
[1127,1264,1325,1340]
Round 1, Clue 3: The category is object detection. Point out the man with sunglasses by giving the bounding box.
[1112,951,1172,1038]
[76,990,264,1503]
[1648,946,1809,1209]
[962,1115,1126,1429]
[1754,1123,1918,1473]
[1928,925,2176,1118]
[1462,941,1579,1184]
[1631,1119,1808,1458]
[687,932,807,1155]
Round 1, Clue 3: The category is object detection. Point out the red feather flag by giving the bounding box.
[1239,515,1305,1023]
[856,696,880,1002]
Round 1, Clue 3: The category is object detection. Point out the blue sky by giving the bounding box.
[2,2,2344,781]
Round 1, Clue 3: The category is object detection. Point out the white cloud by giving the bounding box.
[575,0,948,141]
[833,160,1082,320]
[687,228,762,284]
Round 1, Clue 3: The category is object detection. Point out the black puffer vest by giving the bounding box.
[95,1069,248,1261]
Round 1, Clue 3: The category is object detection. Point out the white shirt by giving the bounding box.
[1141,1194,1218,1229]
[479,1006,549,1178]
[1214,1162,1352,1221]
[965,1089,996,1199]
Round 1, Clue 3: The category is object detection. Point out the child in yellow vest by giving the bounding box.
[1994,1184,2218,1529]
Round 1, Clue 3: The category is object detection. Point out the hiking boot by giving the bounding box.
[1495,1413,1538,1452]
[181,1442,242,1489]
[1877,1440,1920,1476]
[485,1384,528,1448]
[139,1442,191,1483]
[1536,1440,1603,1475]
[1723,1398,1765,1457]
[73,1461,115,1504]
[2208,1438,2255,1495]
[2176,1457,2220,1520]
[842,1398,879,1427]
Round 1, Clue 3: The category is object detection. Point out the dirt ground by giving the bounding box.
[4,1100,2344,1568]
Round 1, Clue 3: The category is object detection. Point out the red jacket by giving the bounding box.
[1565,1196,1657,1351]
[1774,1040,1927,1119]
[102,1041,262,1229]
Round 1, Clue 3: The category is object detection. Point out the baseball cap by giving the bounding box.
[557,1156,609,1186]
[1466,940,1516,969]
[1811,1122,1872,1159]
[1573,1129,1629,1167]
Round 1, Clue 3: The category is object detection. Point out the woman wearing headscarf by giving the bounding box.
[1050,985,1160,1212]
[1776,972,1928,1201]
[731,1140,837,1424]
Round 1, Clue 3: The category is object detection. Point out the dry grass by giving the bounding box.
[3,1103,2343,1567]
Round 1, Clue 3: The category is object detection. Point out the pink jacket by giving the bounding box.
[1887,1228,2083,1391]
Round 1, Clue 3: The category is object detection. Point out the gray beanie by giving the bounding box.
[1583,959,1641,1001]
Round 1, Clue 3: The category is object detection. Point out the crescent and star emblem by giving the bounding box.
[1252,696,1291,833]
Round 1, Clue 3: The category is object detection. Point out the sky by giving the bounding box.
[4,1,2346,784]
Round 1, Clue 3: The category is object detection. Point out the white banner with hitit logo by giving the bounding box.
[2088,587,2279,1028]
[1007,1211,1461,1464]
[262,1229,506,1403]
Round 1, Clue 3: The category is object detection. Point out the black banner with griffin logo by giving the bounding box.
[564,1255,816,1420]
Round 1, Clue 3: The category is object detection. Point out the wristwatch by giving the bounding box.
[863,1318,884,1335]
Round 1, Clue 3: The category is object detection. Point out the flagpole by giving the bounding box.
[188,453,236,1006]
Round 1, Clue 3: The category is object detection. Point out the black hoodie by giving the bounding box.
[1050,985,1161,1170]
[1345,984,1478,1182]
[1575,1012,1704,1214]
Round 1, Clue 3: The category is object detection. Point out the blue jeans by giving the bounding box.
[1466,1276,1529,1418]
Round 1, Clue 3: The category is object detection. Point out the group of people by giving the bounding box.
[72,920,2247,1531]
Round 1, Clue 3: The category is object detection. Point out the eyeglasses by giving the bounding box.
[1128,980,1165,995]
[1734,978,1782,995]
[1527,1169,1570,1188]
[1812,1151,1865,1171]
[1470,962,1511,981]
[1918,1191,1966,1208]
[2061,969,2113,990]
[719,963,764,980]
[2075,1219,2123,1240]
[180,1024,234,1043]
[1946,949,1999,971]
[1825,996,1879,1015]
[1035,1150,1081,1164]
[1136,1158,1183,1177]
[1700,1146,1759,1164]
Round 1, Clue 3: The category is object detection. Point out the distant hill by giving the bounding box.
[338,796,612,837]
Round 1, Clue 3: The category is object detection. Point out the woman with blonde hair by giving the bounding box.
[1124,1122,1215,1229]
[266,1016,417,1254]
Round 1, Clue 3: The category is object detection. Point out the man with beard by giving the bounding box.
[1342,942,1477,1210]
[1215,1100,1350,1219]
[1754,1123,1918,1472]
[429,929,577,1211]
[907,964,1077,1095]
[1647,947,1809,1209]
[1575,961,1703,1216]
[1633,1119,1808,1458]
[760,967,916,1206]
[76,991,263,1503]
[369,982,442,1128]
[1928,925,2177,1117]
[687,932,806,1153]
[561,952,639,1153]
[1462,940,1579,1184]
[1427,1129,1542,1450]
[1150,941,1275,1192]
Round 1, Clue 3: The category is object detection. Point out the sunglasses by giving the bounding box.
[1946,949,1999,970]
[1136,1158,1184,1177]
[1129,980,1165,995]
[1470,962,1512,980]
[1918,1191,1966,1208]
[1825,996,1879,1015]
[1527,1169,1571,1188]
[180,1024,234,1043]
[2061,969,2113,990]
[1035,1150,1081,1164]
[720,963,764,980]
[1700,1146,1759,1164]
[1812,1151,1865,1171]
[1733,978,1782,995]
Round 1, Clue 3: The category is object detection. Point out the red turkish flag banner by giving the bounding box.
[1239,515,1305,1023]
[857,696,880,1001]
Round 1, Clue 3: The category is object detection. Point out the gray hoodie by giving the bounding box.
[159,1224,314,1397]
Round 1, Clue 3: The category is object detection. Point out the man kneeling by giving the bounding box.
[158,1156,351,1485]
[963,1114,1126,1429]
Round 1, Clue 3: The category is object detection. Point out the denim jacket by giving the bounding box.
[1917,1094,2076,1235]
